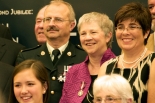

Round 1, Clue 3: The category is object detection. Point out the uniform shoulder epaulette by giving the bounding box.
[20,45,41,52]
[75,45,84,50]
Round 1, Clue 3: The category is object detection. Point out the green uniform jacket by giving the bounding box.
[16,42,87,103]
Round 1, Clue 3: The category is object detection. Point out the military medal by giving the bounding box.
[63,66,72,82]
[58,75,64,82]
[57,66,72,82]
[78,81,85,96]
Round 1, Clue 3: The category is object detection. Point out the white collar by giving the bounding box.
[46,41,69,55]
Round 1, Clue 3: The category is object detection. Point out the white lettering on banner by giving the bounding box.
[1,23,9,27]
[0,10,9,15]
[12,37,19,43]
[11,9,33,15]
[0,9,33,15]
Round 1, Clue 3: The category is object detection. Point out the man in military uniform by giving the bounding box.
[16,0,87,103]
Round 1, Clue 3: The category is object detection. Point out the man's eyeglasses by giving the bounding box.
[93,97,122,103]
[43,17,71,24]
[116,25,141,33]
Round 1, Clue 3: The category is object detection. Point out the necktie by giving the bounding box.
[52,49,60,65]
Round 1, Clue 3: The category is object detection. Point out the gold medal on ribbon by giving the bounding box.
[78,81,85,97]
[78,90,83,96]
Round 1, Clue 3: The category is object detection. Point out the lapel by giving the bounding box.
[35,44,54,71]
[0,40,6,60]
[52,42,77,78]
[68,61,91,102]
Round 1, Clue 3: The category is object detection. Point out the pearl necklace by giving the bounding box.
[122,48,147,64]
[122,55,141,64]
[121,48,147,68]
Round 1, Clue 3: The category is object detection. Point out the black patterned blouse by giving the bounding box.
[105,53,155,103]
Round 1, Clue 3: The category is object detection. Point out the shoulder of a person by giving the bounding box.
[0,62,14,72]
[0,24,8,30]
[10,42,25,51]
[100,57,117,70]
[70,62,84,70]
[68,42,84,50]
[0,37,25,47]
[67,63,85,77]
[75,44,85,50]
[98,61,109,77]
[12,42,25,49]
[20,45,41,53]
[68,43,86,54]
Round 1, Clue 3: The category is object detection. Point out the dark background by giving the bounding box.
[0,0,147,55]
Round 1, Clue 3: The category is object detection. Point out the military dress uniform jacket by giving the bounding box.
[0,24,12,40]
[16,42,87,103]
[0,37,25,66]
[0,62,14,103]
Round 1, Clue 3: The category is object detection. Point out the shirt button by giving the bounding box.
[51,91,54,94]
[52,76,56,80]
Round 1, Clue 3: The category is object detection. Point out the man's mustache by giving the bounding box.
[47,26,59,32]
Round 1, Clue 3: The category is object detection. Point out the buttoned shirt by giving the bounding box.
[46,41,69,60]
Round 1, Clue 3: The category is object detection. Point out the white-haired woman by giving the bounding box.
[93,74,133,103]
